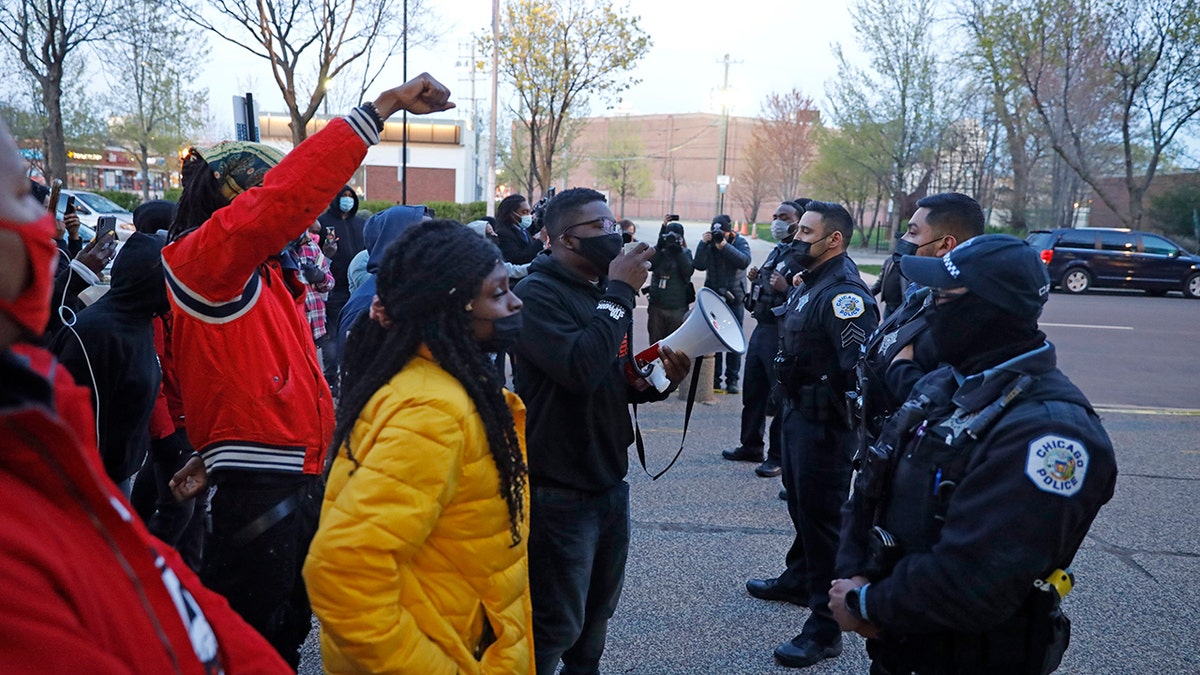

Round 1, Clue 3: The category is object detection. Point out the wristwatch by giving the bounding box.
[845,587,865,620]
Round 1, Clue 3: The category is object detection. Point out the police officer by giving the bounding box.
[859,193,985,444]
[763,200,878,668]
[831,235,1118,675]
[723,200,807,477]
[694,214,751,393]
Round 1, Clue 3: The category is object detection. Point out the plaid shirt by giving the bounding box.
[295,235,334,341]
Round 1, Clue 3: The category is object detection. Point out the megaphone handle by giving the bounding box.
[646,362,671,392]
[633,354,706,481]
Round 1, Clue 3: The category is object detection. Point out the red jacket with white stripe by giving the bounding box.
[0,344,289,674]
[162,112,379,478]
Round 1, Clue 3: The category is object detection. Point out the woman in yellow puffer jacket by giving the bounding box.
[304,219,532,674]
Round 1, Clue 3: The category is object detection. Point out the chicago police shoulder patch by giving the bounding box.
[1025,434,1088,497]
[831,293,866,320]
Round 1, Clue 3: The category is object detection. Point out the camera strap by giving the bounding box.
[631,355,705,480]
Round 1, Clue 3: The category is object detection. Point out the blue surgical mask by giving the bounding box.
[519,214,533,229]
[339,196,354,213]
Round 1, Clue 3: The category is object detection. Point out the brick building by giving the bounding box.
[258,112,473,204]
[562,113,763,223]
[1086,171,1200,229]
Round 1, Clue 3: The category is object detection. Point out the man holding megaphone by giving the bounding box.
[512,188,691,675]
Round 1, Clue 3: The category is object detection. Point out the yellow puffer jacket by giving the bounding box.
[303,347,533,674]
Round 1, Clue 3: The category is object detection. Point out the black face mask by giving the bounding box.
[891,237,941,264]
[479,311,523,354]
[571,232,623,276]
[927,293,1040,373]
[787,232,832,268]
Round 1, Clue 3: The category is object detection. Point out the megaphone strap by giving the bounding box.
[632,355,706,481]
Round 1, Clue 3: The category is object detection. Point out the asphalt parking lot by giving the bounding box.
[299,245,1200,674]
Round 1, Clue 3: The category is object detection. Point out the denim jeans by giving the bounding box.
[529,481,631,675]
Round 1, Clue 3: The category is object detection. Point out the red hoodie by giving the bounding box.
[162,115,376,478]
[0,344,288,674]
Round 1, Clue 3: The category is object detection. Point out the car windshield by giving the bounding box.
[65,192,132,214]
[1026,232,1054,250]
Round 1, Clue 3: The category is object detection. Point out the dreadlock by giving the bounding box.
[333,219,528,545]
[168,149,230,243]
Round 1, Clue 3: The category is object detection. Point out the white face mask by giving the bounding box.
[519,214,533,229]
[771,219,792,242]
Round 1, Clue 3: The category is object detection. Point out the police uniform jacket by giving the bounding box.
[776,253,878,401]
[837,342,1117,636]
[746,242,800,324]
[858,286,939,438]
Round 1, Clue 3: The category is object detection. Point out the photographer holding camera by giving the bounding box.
[646,215,694,343]
[693,214,750,393]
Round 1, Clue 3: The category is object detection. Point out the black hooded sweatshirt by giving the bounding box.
[50,233,170,484]
[317,186,366,319]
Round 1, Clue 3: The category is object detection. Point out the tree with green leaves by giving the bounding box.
[171,0,435,145]
[958,0,1052,231]
[1004,0,1200,229]
[0,0,116,183]
[807,124,890,246]
[827,0,947,236]
[490,0,651,195]
[102,0,208,200]
[591,119,651,218]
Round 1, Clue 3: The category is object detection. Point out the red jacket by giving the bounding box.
[162,118,372,477]
[0,344,288,674]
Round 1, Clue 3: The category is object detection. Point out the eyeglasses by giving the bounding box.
[563,216,621,235]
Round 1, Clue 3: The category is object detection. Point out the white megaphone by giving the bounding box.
[629,287,748,392]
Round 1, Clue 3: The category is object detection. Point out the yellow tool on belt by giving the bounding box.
[1036,568,1074,599]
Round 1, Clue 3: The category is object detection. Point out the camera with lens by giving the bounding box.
[658,230,682,251]
[527,186,556,234]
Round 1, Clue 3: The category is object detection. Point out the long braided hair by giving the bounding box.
[333,219,528,545]
[168,150,230,243]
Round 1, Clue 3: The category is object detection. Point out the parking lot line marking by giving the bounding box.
[1042,322,1134,330]
[1094,405,1200,416]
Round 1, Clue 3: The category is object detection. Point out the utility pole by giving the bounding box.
[714,53,737,215]
[487,0,499,217]
[458,41,485,202]
[402,0,409,204]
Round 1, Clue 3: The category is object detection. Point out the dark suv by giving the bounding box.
[1026,228,1200,298]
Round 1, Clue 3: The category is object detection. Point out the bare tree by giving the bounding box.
[491,0,651,195]
[172,0,436,145]
[102,0,208,200]
[731,133,774,226]
[1007,0,1200,229]
[0,0,115,183]
[757,89,820,200]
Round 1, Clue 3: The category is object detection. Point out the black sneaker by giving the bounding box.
[755,459,781,477]
[725,383,740,394]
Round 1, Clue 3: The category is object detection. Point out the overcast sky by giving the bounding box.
[195,0,866,137]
